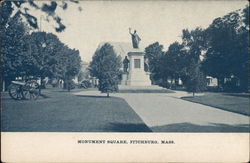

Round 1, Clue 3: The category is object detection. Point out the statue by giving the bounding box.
[129,28,141,48]
[123,56,129,73]
[144,57,150,72]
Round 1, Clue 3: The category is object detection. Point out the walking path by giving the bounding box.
[74,90,249,132]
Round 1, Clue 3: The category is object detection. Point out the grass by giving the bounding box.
[1,88,151,132]
[182,92,249,116]
[151,122,249,132]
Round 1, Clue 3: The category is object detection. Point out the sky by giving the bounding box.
[36,1,248,62]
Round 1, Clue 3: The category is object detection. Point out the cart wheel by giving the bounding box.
[8,84,23,100]
[25,81,40,100]
[22,89,32,100]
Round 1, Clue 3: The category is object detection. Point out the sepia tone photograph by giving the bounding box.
[1,0,249,162]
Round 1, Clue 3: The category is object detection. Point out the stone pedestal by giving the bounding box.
[121,73,128,85]
[126,50,151,86]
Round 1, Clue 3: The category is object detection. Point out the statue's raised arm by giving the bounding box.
[129,28,141,49]
[129,28,133,35]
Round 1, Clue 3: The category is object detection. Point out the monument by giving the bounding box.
[120,28,151,86]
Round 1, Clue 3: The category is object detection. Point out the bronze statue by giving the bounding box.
[129,28,141,48]
[123,56,129,73]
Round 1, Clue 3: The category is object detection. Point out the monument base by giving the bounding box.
[121,73,128,85]
[118,85,174,93]
[127,72,151,86]
[120,50,151,86]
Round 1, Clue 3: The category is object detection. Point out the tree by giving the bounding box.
[182,27,207,63]
[144,42,164,83]
[202,6,249,91]
[0,1,82,91]
[78,61,90,82]
[185,60,207,96]
[89,43,122,97]
[180,27,209,87]
[161,42,188,88]
[25,32,63,79]
[1,28,81,90]
[63,48,81,91]
[1,13,29,90]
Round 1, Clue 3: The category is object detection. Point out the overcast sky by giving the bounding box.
[38,1,248,62]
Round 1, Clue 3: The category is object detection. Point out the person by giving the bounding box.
[129,28,141,48]
[123,56,130,73]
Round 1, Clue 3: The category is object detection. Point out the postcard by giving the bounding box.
[1,0,249,162]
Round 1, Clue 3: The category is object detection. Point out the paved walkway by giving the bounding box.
[74,90,249,132]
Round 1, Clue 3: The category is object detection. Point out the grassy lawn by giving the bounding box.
[182,92,249,116]
[1,88,151,132]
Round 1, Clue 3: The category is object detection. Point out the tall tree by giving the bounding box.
[89,43,121,97]
[1,13,29,89]
[182,27,207,63]
[185,59,207,96]
[161,42,188,87]
[25,32,61,78]
[144,42,164,83]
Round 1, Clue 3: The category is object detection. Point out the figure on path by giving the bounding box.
[123,56,130,73]
[129,28,141,49]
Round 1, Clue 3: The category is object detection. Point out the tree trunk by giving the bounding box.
[193,92,195,97]
[107,92,109,97]
[67,80,70,92]
[218,77,224,91]
[170,78,173,89]
[41,76,46,89]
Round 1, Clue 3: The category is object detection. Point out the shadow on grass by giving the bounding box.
[223,93,249,98]
[151,122,249,132]
[181,96,250,116]
[105,122,152,132]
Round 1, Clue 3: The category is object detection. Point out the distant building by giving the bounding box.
[206,76,218,87]
[98,42,132,60]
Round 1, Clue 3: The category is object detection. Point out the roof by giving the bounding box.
[97,42,143,59]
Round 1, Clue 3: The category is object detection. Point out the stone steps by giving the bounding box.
[118,85,175,93]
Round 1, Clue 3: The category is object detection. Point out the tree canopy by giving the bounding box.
[202,5,249,91]
[89,43,122,97]
[1,14,81,85]
[144,42,164,83]
[0,0,81,32]
[1,13,29,79]
[144,5,249,92]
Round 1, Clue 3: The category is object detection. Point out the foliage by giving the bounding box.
[148,5,249,93]
[0,0,81,32]
[77,62,90,82]
[89,43,121,97]
[202,5,249,91]
[1,21,81,89]
[21,32,81,81]
[185,60,207,96]
[0,1,82,91]
[161,42,187,85]
[182,27,207,63]
[1,13,29,79]
[144,42,164,82]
